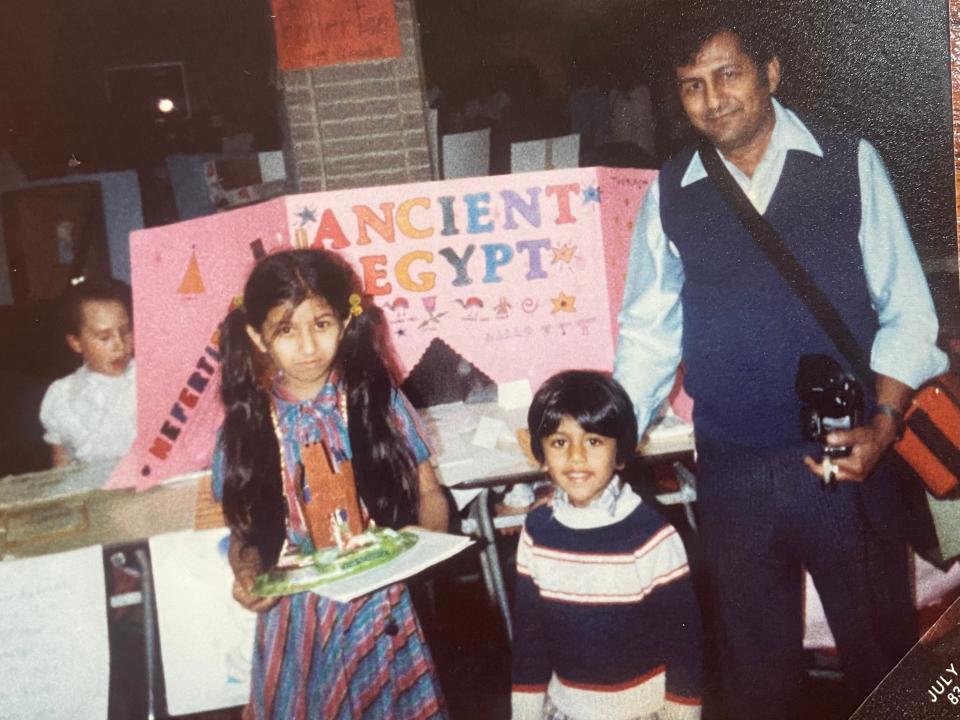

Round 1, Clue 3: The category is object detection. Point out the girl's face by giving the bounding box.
[67,299,134,376]
[246,295,346,401]
[541,414,623,508]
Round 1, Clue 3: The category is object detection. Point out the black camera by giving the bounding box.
[795,354,863,458]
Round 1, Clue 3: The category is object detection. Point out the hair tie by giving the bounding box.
[230,295,244,311]
[348,293,364,317]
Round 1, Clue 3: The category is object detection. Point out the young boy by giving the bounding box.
[512,370,702,720]
[39,277,136,467]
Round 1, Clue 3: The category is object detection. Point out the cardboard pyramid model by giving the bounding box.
[401,337,498,408]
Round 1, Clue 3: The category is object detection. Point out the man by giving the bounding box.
[613,10,948,720]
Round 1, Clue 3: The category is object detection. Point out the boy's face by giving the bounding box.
[541,415,623,508]
[67,299,134,376]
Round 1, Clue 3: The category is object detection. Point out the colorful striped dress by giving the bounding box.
[214,381,447,720]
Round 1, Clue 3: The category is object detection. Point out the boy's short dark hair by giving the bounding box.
[63,277,133,335]
[527,370,639,466]
[669,3,777,73]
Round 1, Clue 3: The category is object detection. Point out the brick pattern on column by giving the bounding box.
[278,0,432,193]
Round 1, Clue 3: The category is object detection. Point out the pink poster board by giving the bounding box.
[110,168,655,489]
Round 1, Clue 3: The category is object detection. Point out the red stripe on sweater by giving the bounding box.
[530,525,679,566]
[512,683,550,693]
[665,692,703,706]
[634,525,677,559]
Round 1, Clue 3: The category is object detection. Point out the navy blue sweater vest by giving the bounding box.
[659,127,878,446]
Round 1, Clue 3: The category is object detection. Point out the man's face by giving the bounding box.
[676,30,781,155]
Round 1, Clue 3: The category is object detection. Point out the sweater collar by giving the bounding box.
[552,478,643,529]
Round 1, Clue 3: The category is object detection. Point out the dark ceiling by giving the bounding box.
[0,0,957,292]
[0,0,278,179]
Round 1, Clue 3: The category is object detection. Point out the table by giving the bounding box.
[0,459,200,560]
[0,402,695,714]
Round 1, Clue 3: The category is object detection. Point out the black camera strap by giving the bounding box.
[698,140,873,383]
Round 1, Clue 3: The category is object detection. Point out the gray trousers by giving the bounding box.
[694,438,915,720]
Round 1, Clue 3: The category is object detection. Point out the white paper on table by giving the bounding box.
[449,485,484,511]
[435,444,531,487]
[432,430,473,467]
[149,528,256,716]
[497,379,533,411]
[312,528,473,603]
[420,400,479,428]
[472,415,506,449]
[0,545,109,720]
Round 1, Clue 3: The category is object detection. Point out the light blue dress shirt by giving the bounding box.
[614,99,949,434]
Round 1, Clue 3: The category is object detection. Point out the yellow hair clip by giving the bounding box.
[230,295,244,311]
[348,293,363,317]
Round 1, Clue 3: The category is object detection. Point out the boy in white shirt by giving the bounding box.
[40,277,136,467]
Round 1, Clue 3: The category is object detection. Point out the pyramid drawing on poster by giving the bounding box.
[178,249,206,295]
[401,337,497,408]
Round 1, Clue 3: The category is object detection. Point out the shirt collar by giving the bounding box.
[552,475,624,517]
[271,368,342,407]
[80,359,135,383]
[680,98,823,187]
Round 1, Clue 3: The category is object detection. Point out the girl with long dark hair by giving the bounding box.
[215,248,448,719]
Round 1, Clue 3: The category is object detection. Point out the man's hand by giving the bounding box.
[804,372,911,484]
[803,414,899,483]
[228,533,279,613]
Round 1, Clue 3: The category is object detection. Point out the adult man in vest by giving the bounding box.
[613,10,948,720]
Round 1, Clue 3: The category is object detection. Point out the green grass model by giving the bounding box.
[252,528,419,598]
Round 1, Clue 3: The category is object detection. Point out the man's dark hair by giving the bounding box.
[668,3,778,74]
[527,370,639,466]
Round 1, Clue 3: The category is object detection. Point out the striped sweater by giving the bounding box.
[511,485,702,720]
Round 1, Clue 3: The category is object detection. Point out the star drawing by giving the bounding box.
[297,206,318,226]
[551,292,577,314]
[582,185,600,204]
[551,243,577,264]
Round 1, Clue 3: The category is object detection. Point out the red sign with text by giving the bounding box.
[273,0,402,70]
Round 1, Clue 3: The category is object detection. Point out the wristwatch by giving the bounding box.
[872,403,906,441]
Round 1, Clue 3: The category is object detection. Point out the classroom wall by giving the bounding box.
[0,170,144,305]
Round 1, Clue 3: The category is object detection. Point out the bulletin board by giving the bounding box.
[108,167,655,490]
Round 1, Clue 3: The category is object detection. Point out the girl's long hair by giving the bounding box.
[219,249,419,566]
